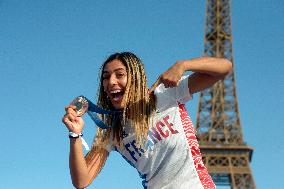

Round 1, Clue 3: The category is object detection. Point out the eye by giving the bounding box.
[102,74,110,80]
[116,72,126,78]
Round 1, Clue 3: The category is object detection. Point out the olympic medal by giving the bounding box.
[70,96,89,116]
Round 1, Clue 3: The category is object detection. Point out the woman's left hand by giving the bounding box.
[149,61,185,93]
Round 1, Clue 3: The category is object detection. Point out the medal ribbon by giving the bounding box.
[78,96,121,129]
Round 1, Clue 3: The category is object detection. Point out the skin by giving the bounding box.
[62,56,232,188]
[102,59,128,109]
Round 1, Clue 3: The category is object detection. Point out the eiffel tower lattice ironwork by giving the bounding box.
[196,0,256,188]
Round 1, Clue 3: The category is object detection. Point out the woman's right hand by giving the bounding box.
[62,105,84,134]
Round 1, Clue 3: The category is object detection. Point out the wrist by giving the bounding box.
[175,60,187,73]
[68,132,90,151]
[69,131,83,139]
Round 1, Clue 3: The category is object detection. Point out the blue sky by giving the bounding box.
[1,0,283,188]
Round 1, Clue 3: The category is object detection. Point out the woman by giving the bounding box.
[62,52,232,189]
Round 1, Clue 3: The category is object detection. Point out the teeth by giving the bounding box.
[110,90,121,94]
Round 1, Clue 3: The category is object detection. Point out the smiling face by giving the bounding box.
[102,59,128,109]
[96,52,155,148]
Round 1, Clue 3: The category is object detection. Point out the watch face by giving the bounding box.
[70,96,89,116]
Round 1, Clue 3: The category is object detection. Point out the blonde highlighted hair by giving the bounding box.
[86,52,155,162]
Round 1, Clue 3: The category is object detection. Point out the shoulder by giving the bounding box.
[154,75,192,110]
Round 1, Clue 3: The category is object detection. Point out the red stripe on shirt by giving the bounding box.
[179,104,216,189]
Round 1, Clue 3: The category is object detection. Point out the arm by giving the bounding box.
[69,139,109,188]
[63,106,109,188]
[149,56,232,94]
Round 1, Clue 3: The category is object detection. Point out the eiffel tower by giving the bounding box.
[196,0,256,188]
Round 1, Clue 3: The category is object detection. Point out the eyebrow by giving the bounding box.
[103,68,126,74]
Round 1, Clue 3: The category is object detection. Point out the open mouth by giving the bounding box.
[110,90,125,102]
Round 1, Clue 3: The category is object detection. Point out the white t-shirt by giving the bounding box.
[111,76,216,189]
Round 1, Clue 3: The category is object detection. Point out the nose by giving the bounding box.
[109,74,118,86]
